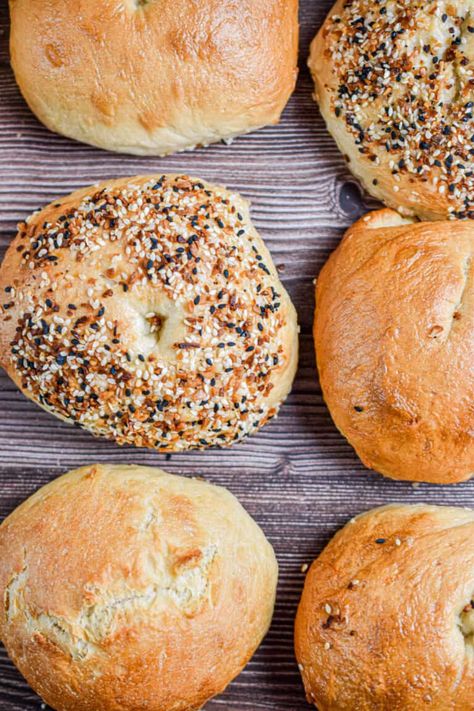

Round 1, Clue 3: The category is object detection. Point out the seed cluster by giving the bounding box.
[325,0,474,217]
[2,176,291,450]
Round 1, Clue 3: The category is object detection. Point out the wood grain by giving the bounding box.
[1,2,473,710]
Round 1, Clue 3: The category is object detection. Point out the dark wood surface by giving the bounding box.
[1,2,474,709]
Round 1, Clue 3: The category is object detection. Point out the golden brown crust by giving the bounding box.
[309,0,474,221]
[0,463,278,711]
[314,208,474,484]
[9,0,298,155]
[0,174,298,451]
[295,504,474,711]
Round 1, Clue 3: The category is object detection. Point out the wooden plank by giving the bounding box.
[0,2,473,710]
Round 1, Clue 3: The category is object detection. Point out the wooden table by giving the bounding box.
[1,2,473,709]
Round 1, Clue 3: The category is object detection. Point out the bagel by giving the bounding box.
[309,0,474,220]
[9,0,298,155]
[0,175,298,450]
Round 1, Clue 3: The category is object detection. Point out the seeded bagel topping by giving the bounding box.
[2,176,294,450]
[322,0,474,218]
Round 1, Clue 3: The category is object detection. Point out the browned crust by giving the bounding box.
[314,209,474,484]
[10,0,298,155]
[295,503,474,710]
[0,463,278,711]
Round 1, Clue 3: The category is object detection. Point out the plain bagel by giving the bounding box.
[314,208,474,484]
[0,463,278,711]
[9,0,299,155]
[295,503,474,710]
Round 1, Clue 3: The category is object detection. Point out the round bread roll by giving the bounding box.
[295,503,474,710]
[9,0,298,155]
[314,208,474,484]
[0,463,278,711]
[0,175,298,450]
[309,0,474,221]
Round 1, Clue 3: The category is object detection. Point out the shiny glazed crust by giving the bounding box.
[10,0,298,155]
[314,209,474,484]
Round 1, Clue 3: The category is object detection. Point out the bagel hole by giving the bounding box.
[146,312,166,341]
[460,600,474,646]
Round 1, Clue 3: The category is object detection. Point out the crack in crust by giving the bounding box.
[460,598,474,646]
[4,545,218,660]
[445,255,472,338]
[4,566,28,624]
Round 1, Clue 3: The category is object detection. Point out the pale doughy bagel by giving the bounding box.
[309,0,474,220]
